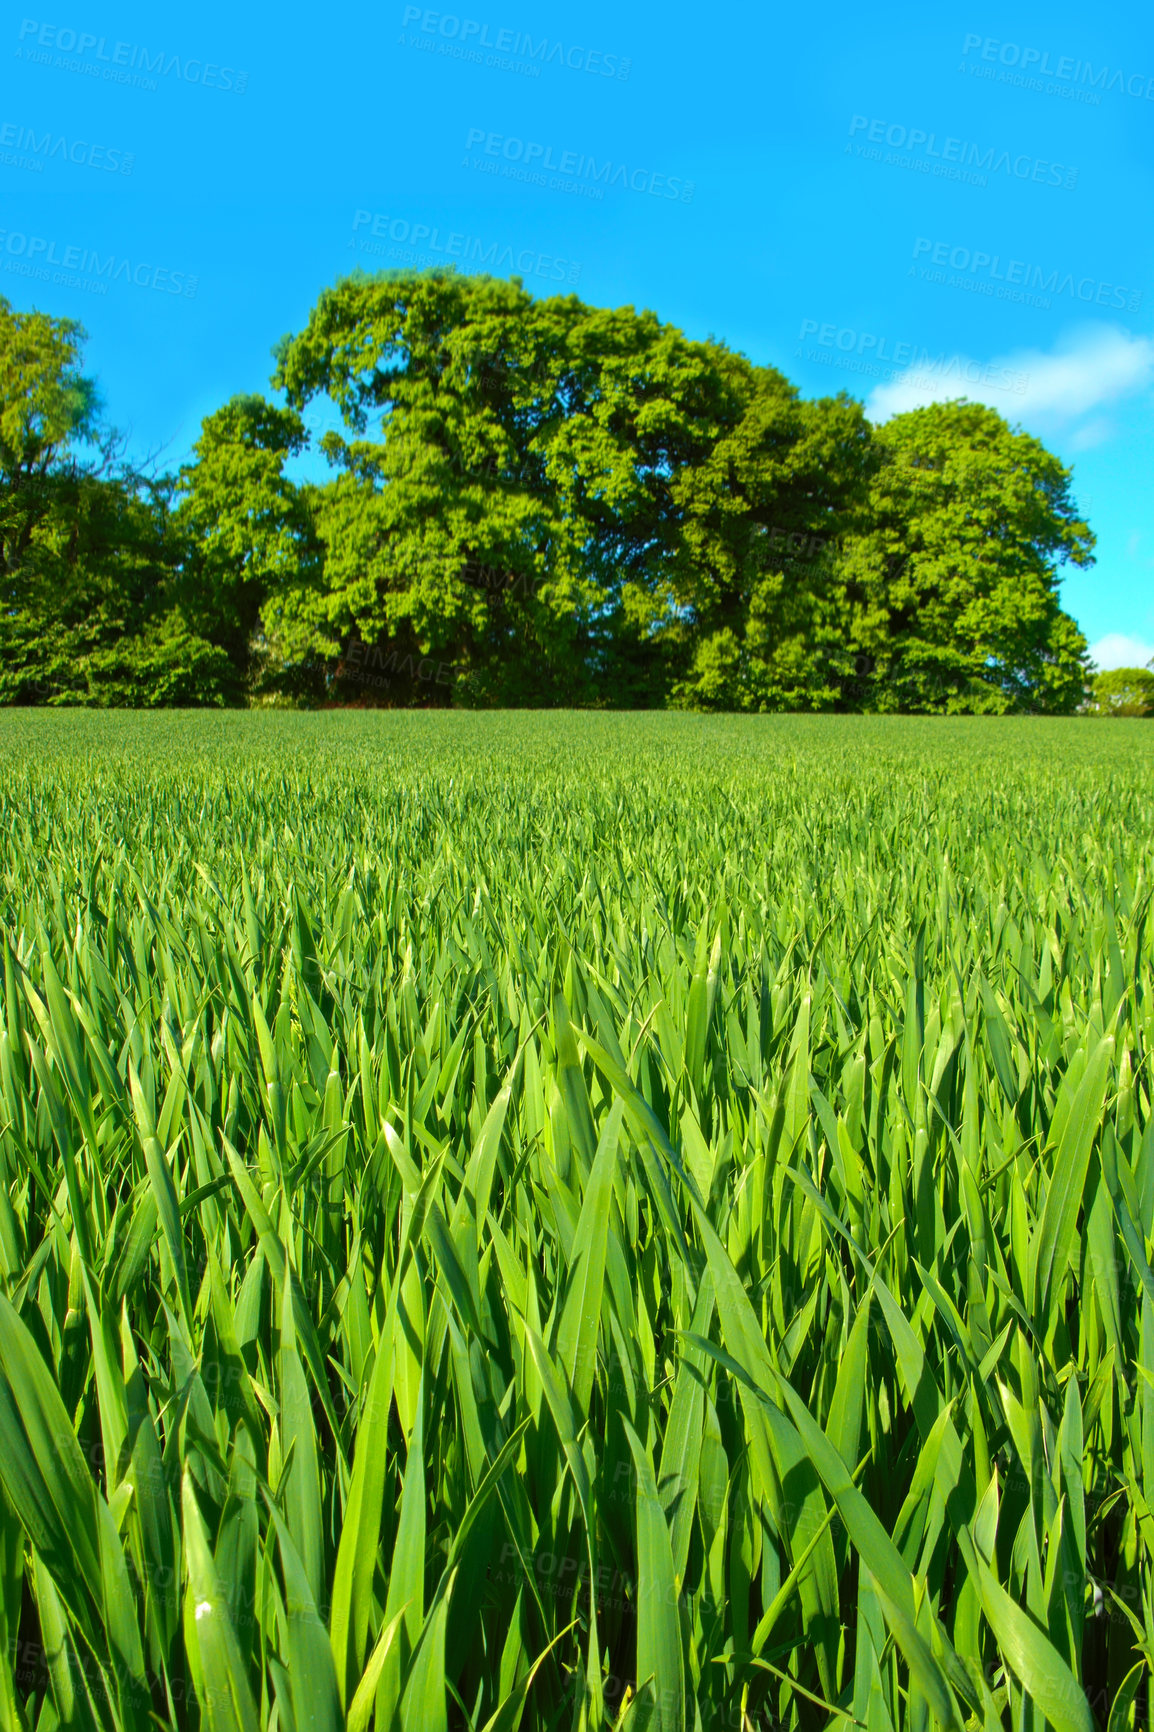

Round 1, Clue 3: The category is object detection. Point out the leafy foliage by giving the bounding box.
[829,402,1095,713]
[2,280,1097,712]
[1086,668,1154,718]
[0,297,233,707]
[173,395,322,700]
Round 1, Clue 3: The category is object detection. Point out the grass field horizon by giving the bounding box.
[6,706,1154,763]
[0,712,1150,1731]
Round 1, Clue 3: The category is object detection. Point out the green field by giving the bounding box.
[0,711,1151,1732]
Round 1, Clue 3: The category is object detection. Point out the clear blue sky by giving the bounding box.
[3,0,1151,665]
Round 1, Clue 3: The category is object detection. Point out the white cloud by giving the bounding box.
[1088,633,1154,672]
[867,324,1154,426]
[1010,326,1154,419]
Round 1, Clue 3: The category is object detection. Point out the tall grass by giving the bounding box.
[0,711,1150,1732]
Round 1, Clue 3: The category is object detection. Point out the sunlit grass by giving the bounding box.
[0,710,1150,1732]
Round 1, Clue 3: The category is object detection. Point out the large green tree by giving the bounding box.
[271,270,597,705]
[269,268,873,707]
[517,300,873,708]
[826,400,1093,713]
[173,394,322,700]
[667,372,874,710]
[0,296,233,705]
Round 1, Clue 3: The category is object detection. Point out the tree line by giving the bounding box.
[0,271,1103,711]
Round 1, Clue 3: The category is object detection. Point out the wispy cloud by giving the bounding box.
[868,323,1154,425]
[1088,632,1154,672]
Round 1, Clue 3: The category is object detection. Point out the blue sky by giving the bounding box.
[2,0,1151,667]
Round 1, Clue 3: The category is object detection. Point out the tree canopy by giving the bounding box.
[0,296,234,705]
[1,272,1100,712]
[1086,666,1154,717]
[829,402,1093,714]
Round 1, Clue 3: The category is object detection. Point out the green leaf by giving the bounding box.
[183,1468,260,1732]
[346,1608,407,1732]
[128,1058,192,1325]
[399,1567,454,1732]
[279,1263,324,1609]
[556,1096,625,1416]
[623,1417,685,1732]
[970,1551,1094,1732]
[1030,1034,1113,1324]
[264,1495,343,1732]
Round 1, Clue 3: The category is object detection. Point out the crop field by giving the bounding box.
[0,709,1152,1732]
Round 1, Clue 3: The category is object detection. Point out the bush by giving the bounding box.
[1086,665,1154,716]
